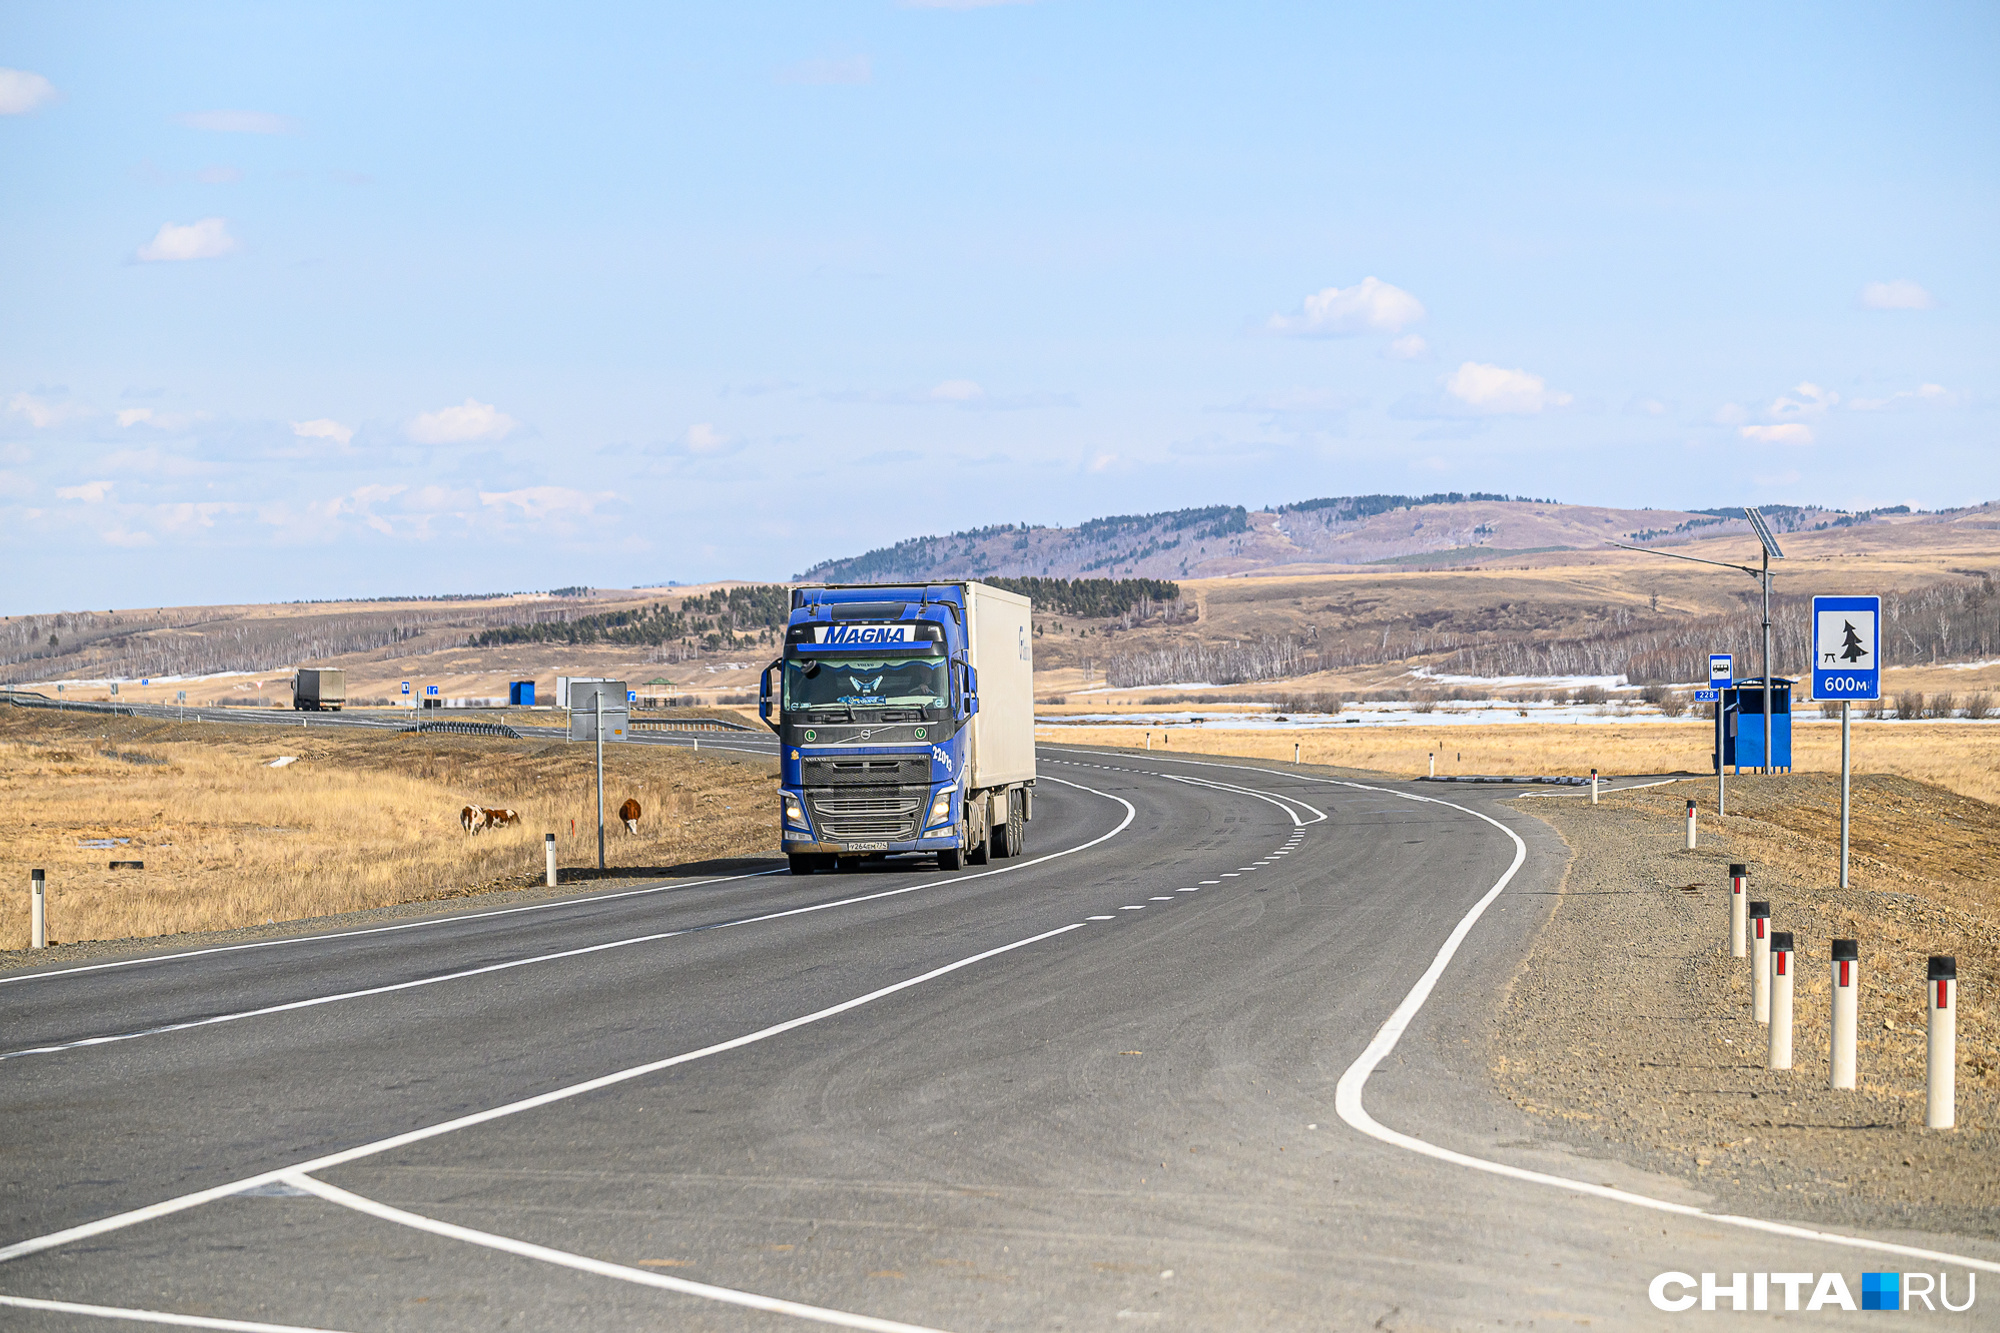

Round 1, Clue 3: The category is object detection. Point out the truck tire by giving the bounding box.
[1006,790,1026,857]
[788,854,815,876]
[937,846,963,871]
[990,789,1018,858]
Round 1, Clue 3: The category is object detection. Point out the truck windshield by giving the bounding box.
[785,655,948,710]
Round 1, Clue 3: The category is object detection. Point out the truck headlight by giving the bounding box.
[781,794,806,828]
[926,787,955,829]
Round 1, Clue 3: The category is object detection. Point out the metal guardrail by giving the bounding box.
[401,720,524,739]
[1,690,137,717]
[1416,774,1593,786]
[630,717,756,733]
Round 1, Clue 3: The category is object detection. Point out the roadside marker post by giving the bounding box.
[1812,595,1880,889]
[30,870,45,950]
[1294,742,1300,765]
[1927,956,1957,1130]
[1830,938,1859,1090]
[596,692,606,872]
[545,833,558,888]
[1750,901,1772,1023]
[1590,768,1598,804]
[1685,799,1697,850]
[1709,655,1733,815]
[1430,753,1436,778]
[1729,863,1748,958]
[1768,931,1795,1070]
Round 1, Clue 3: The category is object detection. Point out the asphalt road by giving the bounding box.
[1,744,1994,1330]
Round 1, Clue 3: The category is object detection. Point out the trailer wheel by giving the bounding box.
[1005,789,1025,857]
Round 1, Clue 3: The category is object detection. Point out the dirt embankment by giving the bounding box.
[0,706,777,960]
[1495,775,1999,1238]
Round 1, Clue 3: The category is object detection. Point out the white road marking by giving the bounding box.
[1199,880,1219,885]
[1149,896,1173,901]
[1087,915,1114,921]
[1119,906,1145,911]
[1048,745,2000,1278]
[1157,772,1327,827]
[0,783,1136,1266]
[0,1293,350,1331]
[0,869,785,989]
[283,1173,950,1333]
[1175,889,1198,893]
[5,775,1132,1063]
[1220,874,1239,878]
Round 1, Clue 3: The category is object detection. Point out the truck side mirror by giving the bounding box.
[758,659,782,733]
[965,664,980,717]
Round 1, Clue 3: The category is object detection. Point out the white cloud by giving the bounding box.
[1445,362,1572,414]
[1849,383,1951,412]
[1626,396,1669,416]
[1384,334,1431,360]
[174,110,301,135]
[117,408,154,427]
[1711,402,1749,425]
[685,422,731,452]
[930,379,985,402]
[7,392,85,428]
[478,486,614,521]
[136,217,239,262]
[1270,277,1425,337]
[407,398,517,443]
[1087,452,1118,473]
[1768,382,1837,417]
[56,480,114,502]
[292,418,355,445]
[778,55,873,85]
[1860,279,1936,310]
[1740,423,1814,445]
[0,68,58,115]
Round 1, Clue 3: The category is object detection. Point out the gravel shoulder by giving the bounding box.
[1493,774,1999,1239]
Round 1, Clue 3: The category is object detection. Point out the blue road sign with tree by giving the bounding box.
[1812,595,1880,700]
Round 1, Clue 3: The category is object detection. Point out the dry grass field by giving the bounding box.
[0,708,776,954]
[1037,719,2000,805]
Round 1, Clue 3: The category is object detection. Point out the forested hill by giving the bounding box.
[796,494,1870,584]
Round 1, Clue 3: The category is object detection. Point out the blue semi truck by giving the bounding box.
[759,582,1037,874]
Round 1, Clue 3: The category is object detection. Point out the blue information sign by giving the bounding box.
[401,681,410,694]
[426,684,439,697]
[1694,688,1720,703]
[1812,595,1880,700]
[1709,654,1733,687]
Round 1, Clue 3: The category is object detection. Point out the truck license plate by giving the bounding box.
[843,842,889,852]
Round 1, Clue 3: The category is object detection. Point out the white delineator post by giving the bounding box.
[1294,741,1300,765]
[1830,938,1858,1091]
[1767,930,1795,1070]
[1927,955,1957,1130]
[1685,799,1697,850]
[1590,768,1598,804]
[544,833,558,888]
[30,869,46,950]
[1749,901,1772,1024]
[1729,862,1748,958]
[1430,753,1437,778]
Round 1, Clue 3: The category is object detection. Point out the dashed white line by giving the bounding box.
[1149,896,1173,901]
[1119,905,1145,911]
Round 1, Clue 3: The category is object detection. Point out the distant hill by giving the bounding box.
[797,494,1881,583]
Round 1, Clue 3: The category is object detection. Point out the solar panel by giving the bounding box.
[1743,506,1785,560]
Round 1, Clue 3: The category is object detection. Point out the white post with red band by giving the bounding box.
[1685,799,1697,850]
[1928,955,1957,1130]
[1729,862,1748,958]
[1749,901,1771,1024]
[544,833,558,888]
[1768,930,1794,1070]
[1590,768,1598,804]
[30,869,45,950]
[1830,938,1858,1090]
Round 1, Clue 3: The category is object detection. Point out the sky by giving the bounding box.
[2,2,1995,611]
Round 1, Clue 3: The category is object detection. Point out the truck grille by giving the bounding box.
[806,791,924,842]
[803,757,931,787]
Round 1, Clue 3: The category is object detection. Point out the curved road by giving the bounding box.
[0,744,1993,1329]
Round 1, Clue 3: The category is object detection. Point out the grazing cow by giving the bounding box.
[618,797,642,835]
[461,805,520,834]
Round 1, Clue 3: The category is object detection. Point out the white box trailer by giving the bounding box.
[293,668,345,712]
[963,582,1035,790]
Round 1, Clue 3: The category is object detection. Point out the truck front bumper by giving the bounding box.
[783,834,957,855]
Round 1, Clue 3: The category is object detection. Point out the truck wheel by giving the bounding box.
[990,805,1013,859]
[937,847,963,871]
[1007,791,1026,857]
[788,854,815,876]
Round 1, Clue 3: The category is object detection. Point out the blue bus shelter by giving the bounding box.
[1721,676,1794,773]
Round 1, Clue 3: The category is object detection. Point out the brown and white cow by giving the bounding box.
[461,805,520,834]
[618,797,642,835]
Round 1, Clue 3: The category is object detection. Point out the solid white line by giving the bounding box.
[0,868,784,989]
[1157,772,1327,826]
[4,775,1131,1062]
[1051,745,2000,1276]
[0,1293,351,1331]
[282,1173,950,1333]
[0,784,1135,1265]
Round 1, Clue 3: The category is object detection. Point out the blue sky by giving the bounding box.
[2,2,1994,609]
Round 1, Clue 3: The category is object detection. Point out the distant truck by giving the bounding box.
[760,582,1035,874]
[293,668,346,712]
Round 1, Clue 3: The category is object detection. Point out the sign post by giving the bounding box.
[1812,596,1880,889]
[568,681,628,873]
[1709,654,1733,815]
